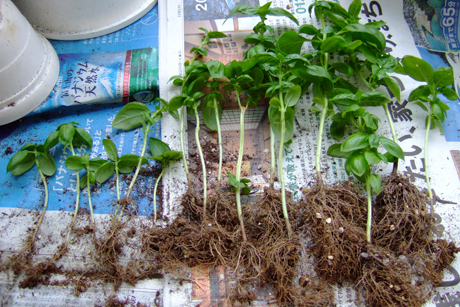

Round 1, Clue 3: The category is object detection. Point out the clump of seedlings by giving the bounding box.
[400,55,458,214]
[168,28,227,211]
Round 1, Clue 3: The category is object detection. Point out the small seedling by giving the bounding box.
[147,137,182,222]
[47,121,93,246]
[65,154,106,226]
[169,28,227,189]
[112,101,165,200]
[7,139,57,247]
[95,139,146,219]
[400,55,457,214]
[202,71,225,193]
[328,91,405,242]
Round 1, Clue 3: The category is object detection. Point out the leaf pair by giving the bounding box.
[66,155,107,189]
[148,138,182,166]
[268,85,302,143]
[328,132,404,192]
[95,139,148,185]
[227,172,251,195]
[7,143,56,177]
[112,102,162,131]
[401,56,457,134]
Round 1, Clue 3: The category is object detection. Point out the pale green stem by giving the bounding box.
[316,98,329,182]
[31,166,49,243]
[270,127,276,188]
[126,123,150,199]
[180,107,191,184]
[86,168,94,225]
[194,107,207,216]
[214,98,223,192]
[384,103,399,175]
[153,166,166,222]
[366,180,372,243]
[235,101,248,242]
[425,116,434,216]
[278,106,293,238]
[113,166,122,223]
[65,144,80,245]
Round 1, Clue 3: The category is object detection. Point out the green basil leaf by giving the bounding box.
[384,152,398,163]
[327,143,349,158]
[66,156,86,172]
[379,136,404,160]
[267,7,299,24]
[330,121,347,141]
[363,113,380,131]
[431,103,445,122]
[341,132,369,152]
[382,76,401,101]
[103,139,118,161]
[369,134,380,148]
[408,85,431,102]
[413,101,428,113]
[321,36,346,53]
[364,150,381,165]
[75,127,93,149]
[89,158,107,172]
[44,131,59,152]
[343,23,386,52]
[303,65,333,90]
[348,0,362,19]
[401,55,434,82]
[269,97,281,108]
[298,24,318,35]
[95,161,115,183]
[205,60,225,79]
[163,151,183,162]
[440,87,458,101]
[433,67,454,88]
[347,152,368,177]
[360,91,391,107]
[285,85,302,107]
[59,123,76,146]
[149,138,170,157]
[368,173,381,194]
[278,31,307,55]
[38,153,56,177]
[202,97,222,131]
[207,31,227,38]
[7,151,35,176]
[330,93,357,105]
[112,102,151,130]
[20,143,36,151]
[119,154,142,167]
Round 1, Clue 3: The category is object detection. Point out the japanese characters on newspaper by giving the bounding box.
[161,0,460,306]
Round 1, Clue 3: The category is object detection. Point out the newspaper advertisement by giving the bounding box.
[30,4,160,114]
[162,0,460,306]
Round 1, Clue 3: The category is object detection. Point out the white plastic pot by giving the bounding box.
[0,0,59,126]
[11,0,158,40]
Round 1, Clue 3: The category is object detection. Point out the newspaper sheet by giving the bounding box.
[161,0,460,306]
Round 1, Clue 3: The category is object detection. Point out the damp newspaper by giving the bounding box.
[160,0,460,306]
